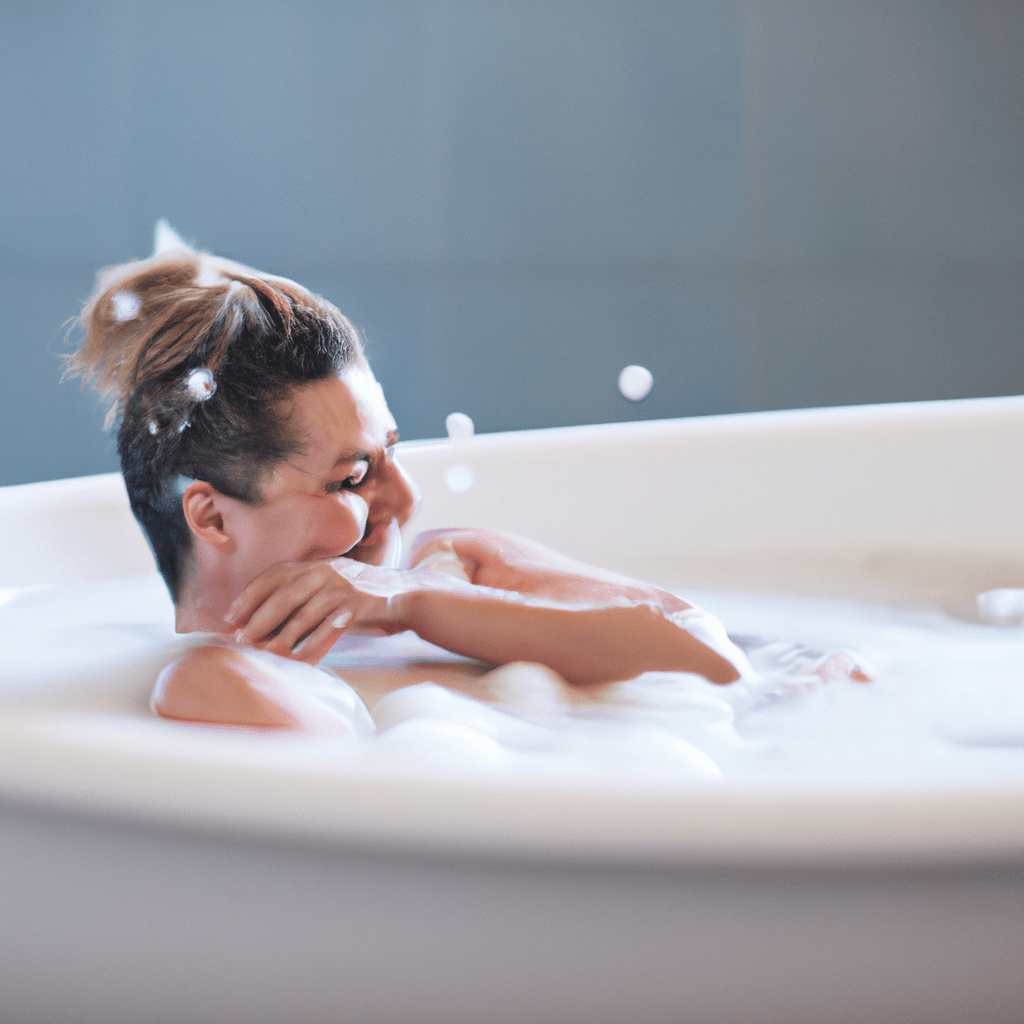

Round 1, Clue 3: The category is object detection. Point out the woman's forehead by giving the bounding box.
[293,369,395,461]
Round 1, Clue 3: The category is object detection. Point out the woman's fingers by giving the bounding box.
[225,566,296,628]
[259,586,356,657]
[410,530,500,581]
[233,565,337,643]
[227,559,376,662]
[287,613,354,665]
[411,528,564,567]
[226,557,407,663]
[408,529,475,566]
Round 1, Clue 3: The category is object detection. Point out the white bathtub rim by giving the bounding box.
[396,391,1024,451]
[0,714,1021,868]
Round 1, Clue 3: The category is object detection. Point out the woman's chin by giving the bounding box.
[349,520,402,567]
[347,541,384,565]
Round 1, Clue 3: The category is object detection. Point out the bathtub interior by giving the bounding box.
[1,396,1024,864]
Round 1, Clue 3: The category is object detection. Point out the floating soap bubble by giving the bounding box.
[445,464,473,493]
[618,364,653,402]
[446,411,475,440]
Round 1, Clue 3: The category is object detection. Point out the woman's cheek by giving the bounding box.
[335,492,369,550]
[296,491,369,560]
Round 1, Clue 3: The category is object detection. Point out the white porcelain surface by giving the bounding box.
[1,398,1022,1023]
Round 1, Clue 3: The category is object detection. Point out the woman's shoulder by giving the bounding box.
[151,643,367,734]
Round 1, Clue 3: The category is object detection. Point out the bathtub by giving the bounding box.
[1,396,1022,1024]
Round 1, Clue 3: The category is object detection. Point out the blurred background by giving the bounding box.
[2,1,1023,486]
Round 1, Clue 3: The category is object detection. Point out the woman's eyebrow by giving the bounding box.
[330,430,399,469]
[329,449,367,468]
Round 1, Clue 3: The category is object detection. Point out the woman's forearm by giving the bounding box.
[390,588,740,686]
[225,554,743,684]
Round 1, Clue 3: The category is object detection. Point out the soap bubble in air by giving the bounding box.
[618,364,653,402]
[446,412,474,440]
[445,464,474,493]
[443,414,475,492]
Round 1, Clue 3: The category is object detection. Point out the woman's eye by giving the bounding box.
[327,459,370,492]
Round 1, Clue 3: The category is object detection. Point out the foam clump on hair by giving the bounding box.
[66,222,366,601]
[184,367,217,402]
[154,218,189,255]
[111,290,142,322]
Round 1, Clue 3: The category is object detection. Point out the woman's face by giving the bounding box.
[226,367,420,576]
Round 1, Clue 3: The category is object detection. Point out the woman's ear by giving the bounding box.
[182,481,231,550]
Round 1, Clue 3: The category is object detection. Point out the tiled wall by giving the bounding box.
[2,1,1022,484]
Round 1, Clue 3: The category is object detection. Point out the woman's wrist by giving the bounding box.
[332,561,471,635]
[645,584,690,616]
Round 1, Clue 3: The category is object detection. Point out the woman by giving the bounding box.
[68,228,777,735]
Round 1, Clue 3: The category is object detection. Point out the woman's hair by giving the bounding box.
[67,227,365,600]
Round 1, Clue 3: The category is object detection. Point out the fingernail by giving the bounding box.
[291,636,308,654]
[234,630,246,644]
[332,611,353,629]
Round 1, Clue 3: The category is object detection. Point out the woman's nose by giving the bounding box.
[378,455,420,526]
[336,491,369,541]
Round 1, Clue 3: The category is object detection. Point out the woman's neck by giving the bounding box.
[174,561,238,635]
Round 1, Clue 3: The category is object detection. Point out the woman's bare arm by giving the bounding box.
[404,528,741,683]
[224,534,743,685]
[390,587,739,685]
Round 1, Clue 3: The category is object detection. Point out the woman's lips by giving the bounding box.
[351,520,388,552]
[346,518,402,567]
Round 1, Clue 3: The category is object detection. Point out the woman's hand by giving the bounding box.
[410,527,689,611]
[224,558,400,664]
[410,527,565,593]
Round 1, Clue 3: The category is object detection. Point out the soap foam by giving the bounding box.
[3,575,1024,790]
[111,290,142,322]
[977,588,1024,626]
